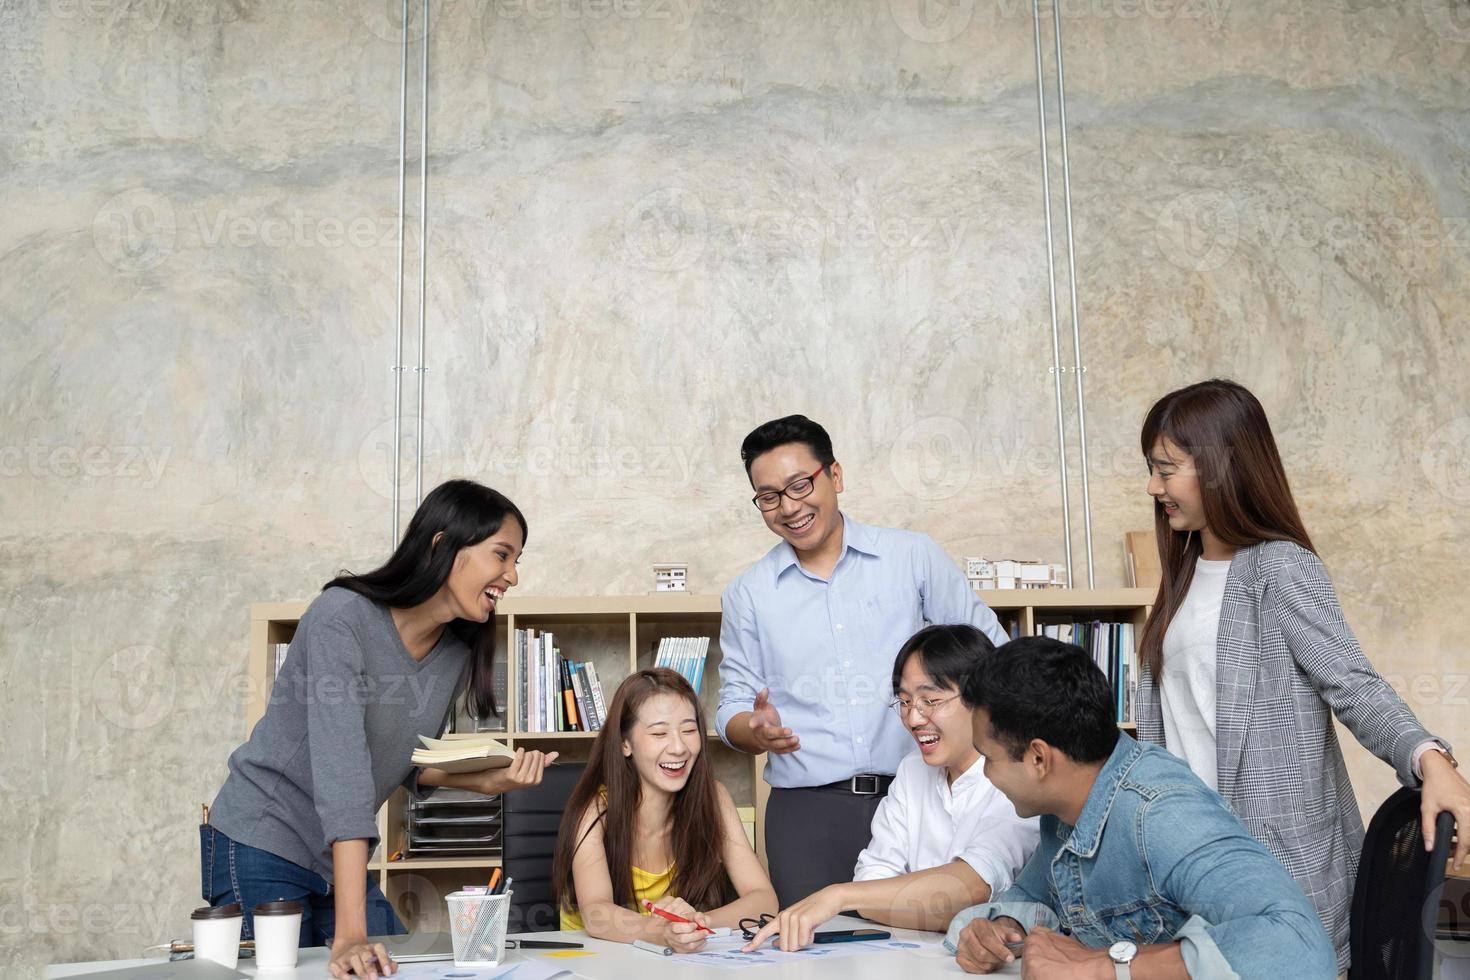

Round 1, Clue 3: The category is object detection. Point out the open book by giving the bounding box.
[410,734,515,773]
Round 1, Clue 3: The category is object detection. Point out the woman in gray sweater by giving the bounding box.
[206,480,556,979]
[1134,379,1469,975]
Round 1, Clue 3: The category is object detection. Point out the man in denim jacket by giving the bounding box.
[945,638,1334,979]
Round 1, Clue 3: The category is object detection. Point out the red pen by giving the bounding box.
[642,899,713,933]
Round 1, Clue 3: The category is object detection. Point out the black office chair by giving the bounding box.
[1349,786,1456,980]
[502,762,586,934]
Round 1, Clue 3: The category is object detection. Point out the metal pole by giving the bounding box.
[392,0,408,548]
[414,0,429,507]
[1052,1,1095,588]
[1032,0,1074,580]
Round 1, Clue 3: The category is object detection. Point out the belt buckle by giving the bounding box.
[850,774,880,796]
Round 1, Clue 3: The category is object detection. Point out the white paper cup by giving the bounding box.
[191,903,243,970]
[252,900,304,970]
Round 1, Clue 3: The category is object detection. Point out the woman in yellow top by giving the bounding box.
[552,668,777,952]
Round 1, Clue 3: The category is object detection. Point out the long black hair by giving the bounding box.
[324,479,528,719]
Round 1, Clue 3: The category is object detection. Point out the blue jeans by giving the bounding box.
[200,825,404,947]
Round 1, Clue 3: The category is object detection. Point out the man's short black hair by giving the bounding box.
[739,415,836,478]
[891,624,996,696]
[961,636,1118,764]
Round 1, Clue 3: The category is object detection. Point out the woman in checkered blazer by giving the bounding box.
[1132,378,1470,974]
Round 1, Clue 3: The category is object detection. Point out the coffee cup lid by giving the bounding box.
[253,900,304,916]
[191,903,243,920]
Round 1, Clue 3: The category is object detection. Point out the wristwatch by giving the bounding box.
[1108,940,1138,979]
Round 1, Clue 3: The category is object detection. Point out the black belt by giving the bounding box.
[810,774,894,796]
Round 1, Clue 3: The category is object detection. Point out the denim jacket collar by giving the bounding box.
[1061,734,1140,859]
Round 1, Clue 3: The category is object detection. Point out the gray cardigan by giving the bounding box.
[1135,539,1449,972]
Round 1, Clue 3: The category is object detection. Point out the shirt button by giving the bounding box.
[835,624,843,631]
[856,736,864,743]
[849,699,857,705]
[842,661,850,668]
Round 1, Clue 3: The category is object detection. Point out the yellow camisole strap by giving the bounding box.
[559,862,676,932]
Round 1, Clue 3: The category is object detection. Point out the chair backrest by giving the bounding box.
[1349,786,1456,980]
[502,762,585,934]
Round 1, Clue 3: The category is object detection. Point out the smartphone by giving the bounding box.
[811,928,892,944]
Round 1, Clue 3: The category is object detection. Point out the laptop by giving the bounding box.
[366,932,455,963]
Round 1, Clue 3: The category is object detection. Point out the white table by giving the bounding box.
[48,918,1018,978]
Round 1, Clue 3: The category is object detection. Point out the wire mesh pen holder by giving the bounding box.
[445,891,513,967]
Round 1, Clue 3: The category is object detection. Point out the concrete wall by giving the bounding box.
[2,0,1467,969]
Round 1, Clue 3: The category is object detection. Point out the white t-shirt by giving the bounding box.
[1160,556,1232,790]
[852,751,1039,896]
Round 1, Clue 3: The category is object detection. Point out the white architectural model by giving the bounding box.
[966,557,1067,590]
[653,563,688,592]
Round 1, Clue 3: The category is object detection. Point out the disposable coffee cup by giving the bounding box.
[252,900,304,970]
[191,903,243,970]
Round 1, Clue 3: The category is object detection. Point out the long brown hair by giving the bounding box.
[551,668,734,916]
[1139,380,1315,680]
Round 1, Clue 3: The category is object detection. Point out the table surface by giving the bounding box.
[47,918,1017,979]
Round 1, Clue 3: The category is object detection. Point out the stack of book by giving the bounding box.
[271,642,290,678]
[1036,620,1139,723]
[653,636,711,693]
[514,628,609,733]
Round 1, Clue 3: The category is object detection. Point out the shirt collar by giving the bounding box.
[770,511,881,581]
[1060,734,1137,859]
[941,753,989,797]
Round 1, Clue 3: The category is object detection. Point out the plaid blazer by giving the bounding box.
[1136,539,1446,972]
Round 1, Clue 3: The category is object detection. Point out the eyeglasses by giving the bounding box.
[888,694,960,718]
[739,914,775,940]
[751,467,826,512]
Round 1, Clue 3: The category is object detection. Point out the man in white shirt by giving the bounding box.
[744,625,1039,951]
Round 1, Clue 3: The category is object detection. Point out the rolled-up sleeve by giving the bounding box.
[915,534,1007,646]
[716,581,762,749]
[305,615,382,849]
[944,840,1059,954]
[953,796,1040,899]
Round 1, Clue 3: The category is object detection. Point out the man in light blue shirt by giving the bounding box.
[716,414,1008,905]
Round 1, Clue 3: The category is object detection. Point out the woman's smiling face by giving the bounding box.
[622,691,702,795]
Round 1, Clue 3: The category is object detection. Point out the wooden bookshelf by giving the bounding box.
[245,588,1152,929]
